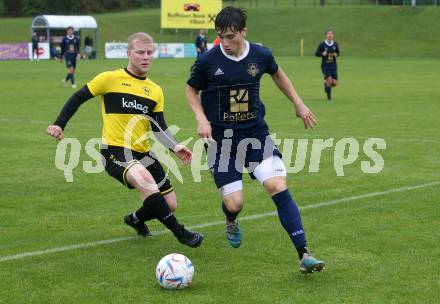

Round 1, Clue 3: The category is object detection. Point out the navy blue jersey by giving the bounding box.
[195,35,207,51]
[31,35,39,48]
[187,41,279,129]
[315,41,340,66]
[61,35,80,56]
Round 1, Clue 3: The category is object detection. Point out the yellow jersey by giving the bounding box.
[86,68,164,153]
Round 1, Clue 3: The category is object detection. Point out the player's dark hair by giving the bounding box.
[66,26,74,31]
[325,29,333,35]
[215,6,247,33]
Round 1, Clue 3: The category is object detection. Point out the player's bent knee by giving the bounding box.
[125,164,158,193]
[224,202,242,214]
[264,176,287,196]
[223,191,244,213]
[221,182,244,213]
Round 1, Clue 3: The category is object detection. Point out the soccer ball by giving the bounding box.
[155,253,194,289]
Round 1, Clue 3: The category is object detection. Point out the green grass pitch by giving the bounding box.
[0,56,439,303]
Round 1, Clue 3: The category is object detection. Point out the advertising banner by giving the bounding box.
[0,43,29,60]
[27,43,50,60]
[161,0,222,29]
[157,43,185,58]
[105,43,129,59]
[105,42,215,59]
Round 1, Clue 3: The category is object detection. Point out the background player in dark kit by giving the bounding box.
[61,26,80,88]
[315,29,340,101]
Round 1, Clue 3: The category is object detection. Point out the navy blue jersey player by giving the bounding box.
[195,29,208,58]
[186,6,324,274]
[315,30,340,101]
[61,26,80,88]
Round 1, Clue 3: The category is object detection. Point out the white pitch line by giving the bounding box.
[1,181,439,263]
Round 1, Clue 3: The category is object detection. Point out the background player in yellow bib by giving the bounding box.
[47,32,203,247]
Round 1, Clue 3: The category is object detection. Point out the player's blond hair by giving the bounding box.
[127,32,155,50]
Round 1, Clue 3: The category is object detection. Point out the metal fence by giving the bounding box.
[223,0,439,7]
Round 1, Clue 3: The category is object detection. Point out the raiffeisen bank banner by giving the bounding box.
[161,0,222,29]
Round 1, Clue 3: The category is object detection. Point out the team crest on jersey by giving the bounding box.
[143,87,151,96]
[247,63,259,77]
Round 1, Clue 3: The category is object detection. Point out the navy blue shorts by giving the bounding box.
[65,54,77,68]
[207,122,282,189]
[321,64,338,80]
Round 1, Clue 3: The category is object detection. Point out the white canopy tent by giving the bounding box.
[31,15,98,56]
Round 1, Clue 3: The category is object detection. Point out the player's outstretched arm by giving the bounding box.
[271,67,317,129]
[185,85,213,143]
[46,86,94,140]
[150,112,192,166]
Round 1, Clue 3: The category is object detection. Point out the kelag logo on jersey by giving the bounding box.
[122,97,149,114]
[103,92,157,115]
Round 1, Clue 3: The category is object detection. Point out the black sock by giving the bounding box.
[221,201,240,221]
[136,193,183,237]
[65,73,71,81]
[71,74,75,84]
[296,246,310,260]
[134,195,157,222]
[324,84,332,99]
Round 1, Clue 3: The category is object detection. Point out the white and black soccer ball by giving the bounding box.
[155,253,194,289]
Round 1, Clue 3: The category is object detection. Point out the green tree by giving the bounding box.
[3,0,25,16]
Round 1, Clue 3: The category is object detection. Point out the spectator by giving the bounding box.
[195,29,207,58]
[31,32,39,61]
[84,34,93,59]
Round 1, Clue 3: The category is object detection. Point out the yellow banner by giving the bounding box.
[161,0,222,29]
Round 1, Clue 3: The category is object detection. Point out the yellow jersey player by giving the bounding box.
[47,32,203,247]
